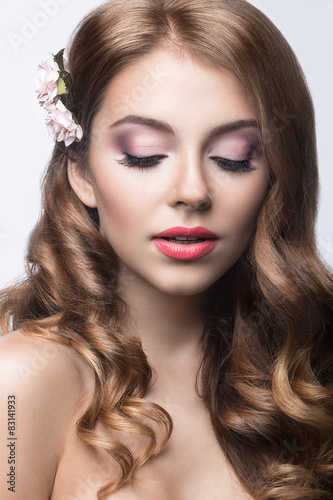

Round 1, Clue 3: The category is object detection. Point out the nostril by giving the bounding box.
[173,195,212,211]
[195,198,211,210]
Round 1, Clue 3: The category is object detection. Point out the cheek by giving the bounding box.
[91,172,147,240]
[222,175,267,239]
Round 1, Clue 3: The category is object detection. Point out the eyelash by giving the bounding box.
[117,153,257,172]
[210,156,257,173]
[118,153,165,170]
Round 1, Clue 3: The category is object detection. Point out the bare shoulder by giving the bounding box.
[0,329,94,393]
[0,330,95,499]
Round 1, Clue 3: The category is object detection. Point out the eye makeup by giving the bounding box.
[110,120,262,172]
[117,153,166,170]
[110,125,171,158]
[207,127,261,161]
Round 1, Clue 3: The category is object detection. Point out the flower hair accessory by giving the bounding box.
[34,48,83,147]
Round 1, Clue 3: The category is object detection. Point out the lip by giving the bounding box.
[154,226,218,239]
[152,226,218,261]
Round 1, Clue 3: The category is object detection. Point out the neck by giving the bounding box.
[119,273,210,365]
[116,266,224,407]
[119,273,213,404]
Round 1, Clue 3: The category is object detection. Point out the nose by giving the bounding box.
[167,153,212,211]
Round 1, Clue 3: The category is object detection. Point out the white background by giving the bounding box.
[0,0,332,289]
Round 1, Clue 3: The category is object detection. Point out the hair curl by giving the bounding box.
[1,0,333,498]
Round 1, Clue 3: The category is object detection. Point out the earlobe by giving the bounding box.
[67,160,97,208]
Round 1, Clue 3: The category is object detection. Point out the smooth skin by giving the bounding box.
[0,49,268,499]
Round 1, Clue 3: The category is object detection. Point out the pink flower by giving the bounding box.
[45,100,83,147]
[63,49,70,73]
[35,50,83,147]
[34,54,60,108]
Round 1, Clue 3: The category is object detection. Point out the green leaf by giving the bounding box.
[57,77,68,96]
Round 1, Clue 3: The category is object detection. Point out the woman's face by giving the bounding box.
[70,49,268,296]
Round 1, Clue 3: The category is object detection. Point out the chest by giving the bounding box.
[50,402,253,500]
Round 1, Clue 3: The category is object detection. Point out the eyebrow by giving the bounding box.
[110,115,258,141]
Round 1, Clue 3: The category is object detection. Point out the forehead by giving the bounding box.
[94,49,256,136]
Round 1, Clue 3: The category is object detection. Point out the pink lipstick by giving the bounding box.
[152,226,218,260]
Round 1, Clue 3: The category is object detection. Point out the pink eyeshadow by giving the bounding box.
[209,129,261,160]
[111,126,171,155]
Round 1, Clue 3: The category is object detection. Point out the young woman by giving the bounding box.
[0,0,332,498]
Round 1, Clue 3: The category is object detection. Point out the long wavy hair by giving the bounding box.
[1,0,333,498]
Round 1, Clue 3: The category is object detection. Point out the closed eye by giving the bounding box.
[117,153,258,173]
[117,153,166,170]
[210,156,258,173]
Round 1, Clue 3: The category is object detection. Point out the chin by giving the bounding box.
[151,275,223,297]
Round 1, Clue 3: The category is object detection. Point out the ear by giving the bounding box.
[67,160,97,208]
